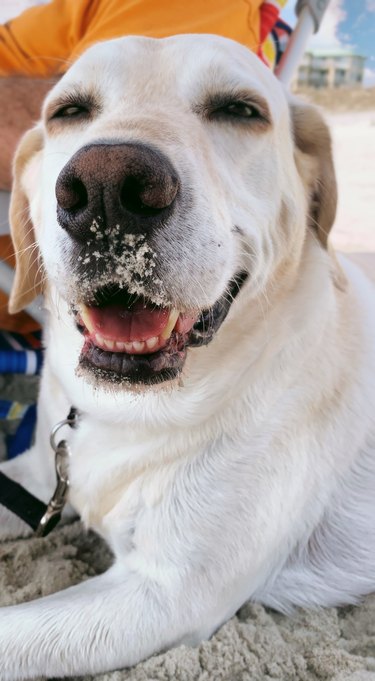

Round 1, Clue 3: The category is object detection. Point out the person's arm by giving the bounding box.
[0,0,93,76]
[0,78,55,190]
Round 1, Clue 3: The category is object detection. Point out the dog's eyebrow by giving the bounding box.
[194,89,272,125]
[44,87,101,122]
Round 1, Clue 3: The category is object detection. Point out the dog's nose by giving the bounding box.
[55,142,179,242]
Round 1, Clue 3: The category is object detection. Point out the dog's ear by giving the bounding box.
[290,100,337,249]
[8,126,44,313]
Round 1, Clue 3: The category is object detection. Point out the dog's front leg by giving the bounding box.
[0,562,196,680]
[0,429,334,679]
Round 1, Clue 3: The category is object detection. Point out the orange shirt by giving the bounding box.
[0,0,263,76]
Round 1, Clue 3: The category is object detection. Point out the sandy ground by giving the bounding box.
[2,521,375,681]
[0,104,374,680]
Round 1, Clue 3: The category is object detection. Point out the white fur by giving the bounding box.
[0,35,374,680]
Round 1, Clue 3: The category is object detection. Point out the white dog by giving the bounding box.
[0,34,374,680]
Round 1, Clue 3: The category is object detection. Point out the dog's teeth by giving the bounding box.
[124,342,134,352]
[116,341,126,351]
[161,309,179,340]
[133,340,145,352]
[95,334,105,347]
[146,336,158,350]
[104,339,114,350]
[79,304,95,334]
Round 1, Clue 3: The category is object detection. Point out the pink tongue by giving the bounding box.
[86,301,170,342]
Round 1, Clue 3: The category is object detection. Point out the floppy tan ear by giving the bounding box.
[290,100,337,249]
[8,126,45,313]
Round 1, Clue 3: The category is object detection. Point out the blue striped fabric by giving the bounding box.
[0,399,29,420]
[0,330,42,458]
[0,330,43,375]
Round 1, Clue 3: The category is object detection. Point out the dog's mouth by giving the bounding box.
[74,272,247,385]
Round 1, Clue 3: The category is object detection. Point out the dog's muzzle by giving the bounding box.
[56,141,247,385]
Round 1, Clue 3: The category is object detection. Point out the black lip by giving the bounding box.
[77,271,248,385]
[80,333,187,385]
[189,271,248,347]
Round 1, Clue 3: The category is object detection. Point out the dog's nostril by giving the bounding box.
[56,177,88,213]
[120,176,162,217]
[120,172,179,217]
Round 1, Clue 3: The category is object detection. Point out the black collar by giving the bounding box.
[0,407,78,537]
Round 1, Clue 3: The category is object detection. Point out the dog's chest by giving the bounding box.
[66,420,183,541]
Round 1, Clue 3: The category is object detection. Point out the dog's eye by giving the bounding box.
[51,104,89,119]
[214,101,260,119]
[200,94,272,127]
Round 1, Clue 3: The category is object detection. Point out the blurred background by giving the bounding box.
[282,0,375,254]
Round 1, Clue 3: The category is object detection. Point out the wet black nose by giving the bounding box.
[55,142,179,242]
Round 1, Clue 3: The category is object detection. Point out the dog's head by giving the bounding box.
[9,35,337,391]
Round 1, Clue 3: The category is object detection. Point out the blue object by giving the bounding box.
[0,330,43,375]
[0,329,43,458]
[6,404,37,459]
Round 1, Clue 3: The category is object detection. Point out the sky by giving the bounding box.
[1,1,375,85]
[281,0,375,86]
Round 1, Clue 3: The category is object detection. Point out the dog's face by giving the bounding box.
[9,35,337,393]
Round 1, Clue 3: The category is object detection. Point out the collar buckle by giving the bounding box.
[34,413,77,537]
